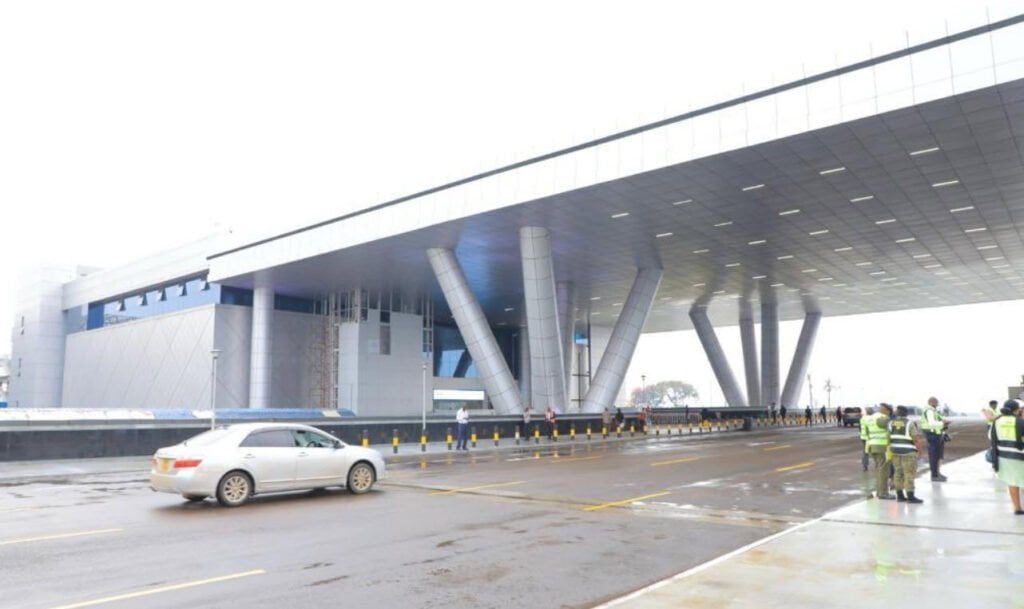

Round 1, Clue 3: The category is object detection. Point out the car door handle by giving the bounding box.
[244,454,255,459]
[298,452,308,457]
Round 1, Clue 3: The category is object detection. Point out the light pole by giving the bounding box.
[641,374,647,408]
[209,349,221,430]
[421,359,428,434]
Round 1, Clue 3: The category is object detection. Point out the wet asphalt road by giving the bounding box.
[0,421,988,609]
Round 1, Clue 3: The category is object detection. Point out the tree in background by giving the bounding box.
[628,380,699,408]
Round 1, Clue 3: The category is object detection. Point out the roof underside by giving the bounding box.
[215,77,1024,331]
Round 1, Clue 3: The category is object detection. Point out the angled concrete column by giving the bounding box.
[427,248,521,414]
[760,298,780,408]
[557,281,575,400]
[520,227,567,412]
[780,311,822,409]
[453,349,473,377]
[249,281,274,408]
[739,300,761,406]
[582,268,662,412]
[518,323,531,410]
[689,305,746,407]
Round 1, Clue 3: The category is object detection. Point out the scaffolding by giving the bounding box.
[309,293,342,410]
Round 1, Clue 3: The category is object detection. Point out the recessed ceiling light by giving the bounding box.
[503,307,515,312]
[977,244,998,250]
[590,296,601,301]
[932,179,960,188]
[714,221,734,227]
[850,195,874,203]
[713,290,726,295]
[880,277,899,282]
[742,184,765,192]
[672,199,693,206]
[802,268,818,273]
[869,271,887,276]
[964,227,987,233]
[833,283,847,287]
[949,206,974,213]
[895,237,917,243]
[834,246,853,252]
[770,283,784,287]
[909,146,940,156]
[934,270,950,276]
[725,262,741,268]
[809,229,830,236]
[923,264,942,269]
[661,296,672,301]
[779,209,801,216]
[613,302,623,306]
[656,232,674,238]
[986,256,1005,262]
[748,239,767,245]
[912,253,932,259]
[855,261,873,266]
[752,275,767,280]
[818,277,834,281]
[819,166,846,175]
[693,283,705,287]
[888,281,907,286]
[992,264,1011,269]
[592,311,602,316]
[611,212,630,219]
[777,255,794,260]
[875,218,896,225]
[693,249,709,254]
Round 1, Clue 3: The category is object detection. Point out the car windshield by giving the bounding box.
[182,429,232,447]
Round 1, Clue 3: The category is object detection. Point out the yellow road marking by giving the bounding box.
[775,461,815,473]
[583,491,671,512]
[552,455,603,463]
[0,528,123,547]
[650,456,700,467]
[763,444,792,452]
[429,481,526,495]
[45,569,266,609]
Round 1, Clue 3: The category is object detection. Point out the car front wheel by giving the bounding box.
[216,471,253,507]
[347,462,375,494]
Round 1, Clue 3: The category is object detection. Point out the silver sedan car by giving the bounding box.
[150,423,386,506]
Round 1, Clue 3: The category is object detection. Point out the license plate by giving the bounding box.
[158,459,171,473]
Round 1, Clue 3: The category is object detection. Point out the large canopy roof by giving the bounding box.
[208,15,1024,331]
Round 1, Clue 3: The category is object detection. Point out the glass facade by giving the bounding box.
[432,323,519,379]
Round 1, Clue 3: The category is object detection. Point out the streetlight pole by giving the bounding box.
[421,359,428,434]
[210,349,221,430]
[641,374,646,408]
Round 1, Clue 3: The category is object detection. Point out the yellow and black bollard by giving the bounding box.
[552,426,559,443]
[629,423,635,437]
[586,424,592,441]
[534,426,540,444]
[361,429,369,448]
[515,426,521,446]
[446,427,453,451]
[493,426,500,447]
[420,431,427,452]
[392,428,399,454]
[602,425,608,439]
[471,426,477,448]
[570,424,576,442]
[616,424,622,438]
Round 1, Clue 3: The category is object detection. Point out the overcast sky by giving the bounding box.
[3,1,1023,410]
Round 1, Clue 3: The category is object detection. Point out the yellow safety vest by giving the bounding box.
[859,414,870,441]
[865,413,890,448]
[887,417,915,455]
[922,407,944,434]
[993,415,1023,461]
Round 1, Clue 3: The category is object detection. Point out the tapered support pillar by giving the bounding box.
[557,281,575,401]
[690,305,746,407]
[427,248,521,414]
[760,298,780,408]
[520,227,567,412]
[248,282,274,408]
[739,300,761,407]
[453,349,472,377]
[518,323,531,410]
[780,311,822,409]
[582,268,662,412]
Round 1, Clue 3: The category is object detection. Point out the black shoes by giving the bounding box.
[877,493,896,500]
[906,492,923,504]
[931,474,948,482]
[896,491,906,502]
[1015,510,1024,515]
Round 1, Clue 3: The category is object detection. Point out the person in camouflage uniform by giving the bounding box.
[888,405,924,504]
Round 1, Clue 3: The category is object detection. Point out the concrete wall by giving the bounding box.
[338,309,432,416]
[10,266,89,408]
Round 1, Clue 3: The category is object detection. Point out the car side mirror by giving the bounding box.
[333,441,343,450]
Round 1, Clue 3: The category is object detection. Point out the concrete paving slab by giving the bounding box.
[599,451,1024,609]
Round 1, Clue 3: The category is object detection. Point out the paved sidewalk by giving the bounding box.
[599,451,1023,608]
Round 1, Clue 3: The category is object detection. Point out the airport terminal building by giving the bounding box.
[10,15,1024,416]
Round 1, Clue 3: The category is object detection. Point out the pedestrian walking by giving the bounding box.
[522,406,532,439]
[888,406,924,504]
[804,405,812,427]
[922,397,950,482]
[615,407,625,431]
[866,404,894,499]
[455,406,470,451]
[990,400,1024,515]
[835,406,843,427]
[769,402,777,424]
[779,404,788,423]
[602,407,612,432]
[544,406,557,439]
[819,405,827,424]
[859,407,873,472]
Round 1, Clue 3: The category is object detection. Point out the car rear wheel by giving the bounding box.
[347,462,375,494]
[216,471,253,507]
[183,495,207,503]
